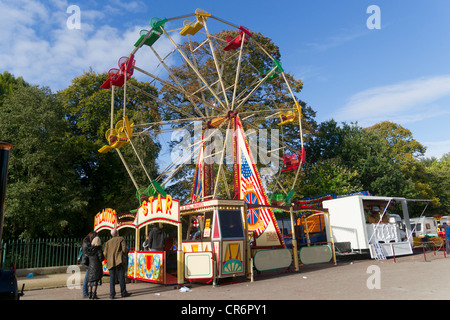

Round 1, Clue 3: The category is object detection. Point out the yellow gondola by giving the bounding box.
[278,101,301,126]
[277,110,297,126]
[98,116,133,153]
[179,8,210,36]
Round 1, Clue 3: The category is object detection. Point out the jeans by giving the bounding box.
[108,264,127,298]
[82,269,89,297]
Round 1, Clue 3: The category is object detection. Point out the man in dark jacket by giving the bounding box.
[148,223,165,251]
[103,229,131,299]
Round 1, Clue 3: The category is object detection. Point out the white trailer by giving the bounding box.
[323,195,429,259]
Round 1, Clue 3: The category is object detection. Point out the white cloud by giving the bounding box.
[0,0,180,91]
[332,76,450,159]
[334,75,450,126]
[423,140,450,159]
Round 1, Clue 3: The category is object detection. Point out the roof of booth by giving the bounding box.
[180,199,245,214]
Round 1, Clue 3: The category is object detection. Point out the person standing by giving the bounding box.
[446,223,450,254]
[86,236,104,299]
[148,223,166,251]
[103,229,131,299]
[81,231,97,298]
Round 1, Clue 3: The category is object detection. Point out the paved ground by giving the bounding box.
[18,250,450,302]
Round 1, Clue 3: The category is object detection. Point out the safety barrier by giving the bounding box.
[1,236,135,269]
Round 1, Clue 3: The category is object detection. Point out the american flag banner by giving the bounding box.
[240,151,271,236]
[235,116,284,246]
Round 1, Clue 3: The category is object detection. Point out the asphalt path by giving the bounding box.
[18,251,450,303]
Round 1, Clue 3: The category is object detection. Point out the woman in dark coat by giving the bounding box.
[81,231,97,298]
[86,236,104,299]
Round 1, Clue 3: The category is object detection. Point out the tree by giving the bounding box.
[0,84,87,238]
[306,119,345,165]
[58,70,161,227]
[302,120,419,198]
[366,121,434,201]
[0,71,29,104]
[422,153,450,215]
[300,158,363,196]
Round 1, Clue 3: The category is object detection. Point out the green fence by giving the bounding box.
[1,236,136,269]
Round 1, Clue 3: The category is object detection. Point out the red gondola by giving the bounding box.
[281,147,306,172]
[223,26,252,51]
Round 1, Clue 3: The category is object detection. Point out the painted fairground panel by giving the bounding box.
[217,209,246,277]
[103,251,165,284]
[130,251,165,284]
[102,259,109,275]
[220,240,245,276]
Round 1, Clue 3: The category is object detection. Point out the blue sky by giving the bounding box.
[1,0,449,159]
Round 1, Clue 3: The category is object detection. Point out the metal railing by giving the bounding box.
[1,236,136,269]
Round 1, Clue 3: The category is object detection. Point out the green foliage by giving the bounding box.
[300,158,363,196]
[300,120,432,204]
[0,70,162,239]
[422,153,450,215]
[0,84,87,238]
[0,71,29,103]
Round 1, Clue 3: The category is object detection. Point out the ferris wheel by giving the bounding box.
[98,8,306,214]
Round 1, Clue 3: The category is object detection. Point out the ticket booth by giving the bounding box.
[180,199,247,285]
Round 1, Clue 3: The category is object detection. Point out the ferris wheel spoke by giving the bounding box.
[135,66,223,115]
[281,72,304,148]
[124,130,153,183]
[160,26,228,110]
[127,81,197,120]
[132,116,210,130]
[243,119,298,155]
[209,15,239,29]
[187,35,214,118]
[233,65,277,112]
[203,20,230,108]
[115,149,140,190]
[230,34,247,111]
[157,118,230,186]
[231,77,265,107]
[148,45,206,118]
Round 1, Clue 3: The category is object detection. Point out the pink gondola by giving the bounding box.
[101,54,135,89]
[119,54,135,78]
